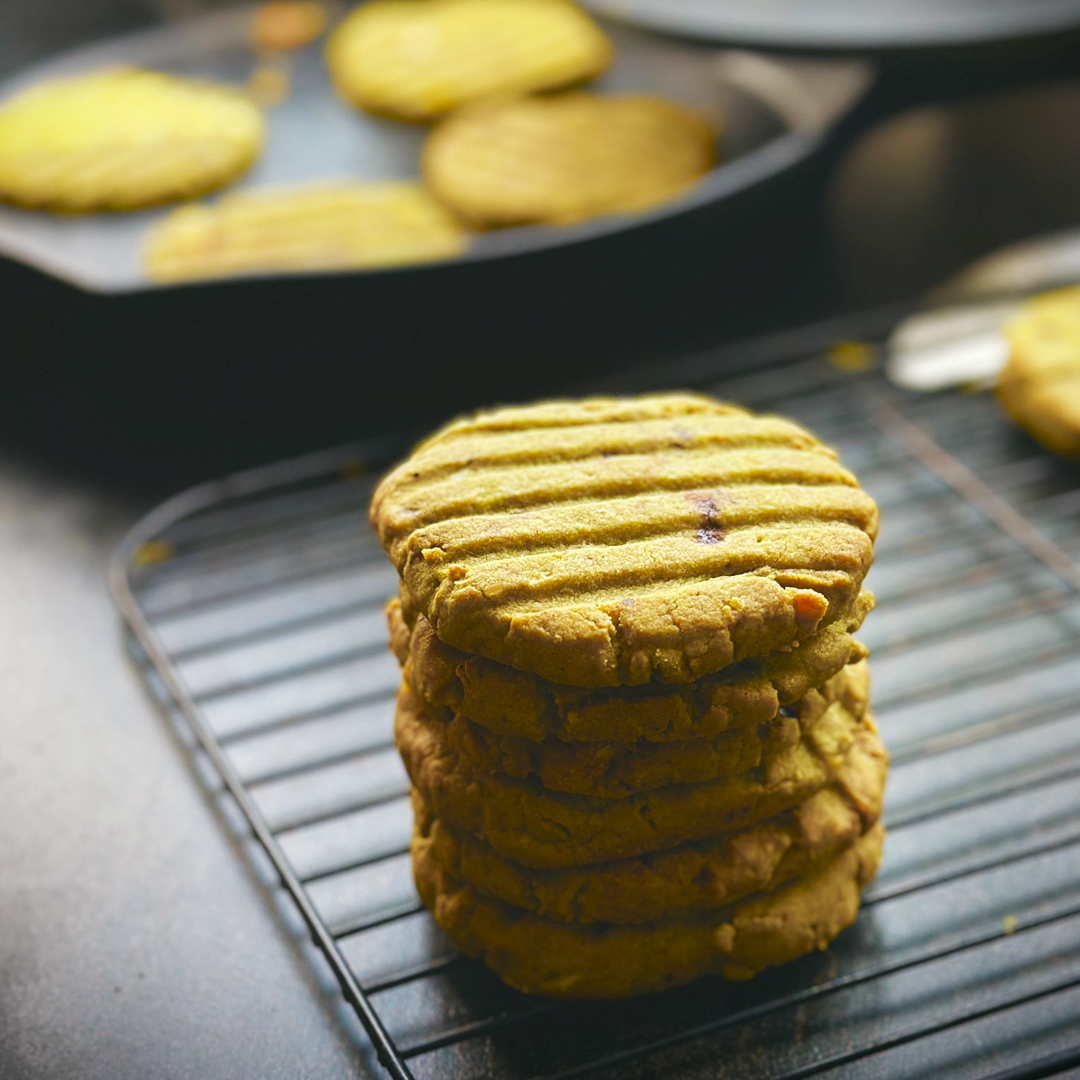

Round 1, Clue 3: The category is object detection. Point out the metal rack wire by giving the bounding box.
[110,339,1080,1080]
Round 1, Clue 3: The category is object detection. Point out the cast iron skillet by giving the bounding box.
[0,1,1078,292]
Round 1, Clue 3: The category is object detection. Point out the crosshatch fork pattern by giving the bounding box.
[110,354,1080,1080]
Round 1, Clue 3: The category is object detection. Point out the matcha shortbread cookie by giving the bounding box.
[395,678,883,869]
[371,394,879,688]
[145,181,466,282]
[405,662,868,799]
[388,591,872,744]
[423,92,716,227]
[998,285,1080,456]
[0,67,264,212]
[411,746,885,924]
[326,0,612,121]
[414,822,885,996]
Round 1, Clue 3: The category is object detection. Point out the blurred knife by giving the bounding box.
[887,226,1080,390]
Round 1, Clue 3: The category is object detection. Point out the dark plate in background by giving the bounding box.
[585,0,1080,49]
[0,6,869,292]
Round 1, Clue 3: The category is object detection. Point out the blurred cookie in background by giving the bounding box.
[0,67,265,211]
[423,92,717,227]
[144,180,466,281]
[326,0,612,121]
[999,285,1080,456]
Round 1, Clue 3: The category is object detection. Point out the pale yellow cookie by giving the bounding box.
[144,181,467,282]
[999,285,1080,456]
[0,68,264,211]
[326,0,612,121]
[423,92,717,226]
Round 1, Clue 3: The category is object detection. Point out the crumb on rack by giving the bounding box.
[132,540,174,568]
[827,340,877,372]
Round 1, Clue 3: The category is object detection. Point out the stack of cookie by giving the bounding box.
[370,393,887,997]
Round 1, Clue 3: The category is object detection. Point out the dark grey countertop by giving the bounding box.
[0,457,371,1080]
[4,5,1080,1080]
[0,21,385,1065]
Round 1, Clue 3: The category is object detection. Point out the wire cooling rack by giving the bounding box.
[110,335,1080,1080]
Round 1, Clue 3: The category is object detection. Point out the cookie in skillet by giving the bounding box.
[145,181,466,282]
[423,92,716,226]
[998,285,1080,456]
[371,393,879,687]
[414,820,884,996]
[326,0,612,120]
[0,68,264,211]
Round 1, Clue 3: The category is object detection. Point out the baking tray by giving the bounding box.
[111,327,1080,1078]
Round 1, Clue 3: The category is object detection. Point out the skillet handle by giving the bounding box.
[838,30,1080,135]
